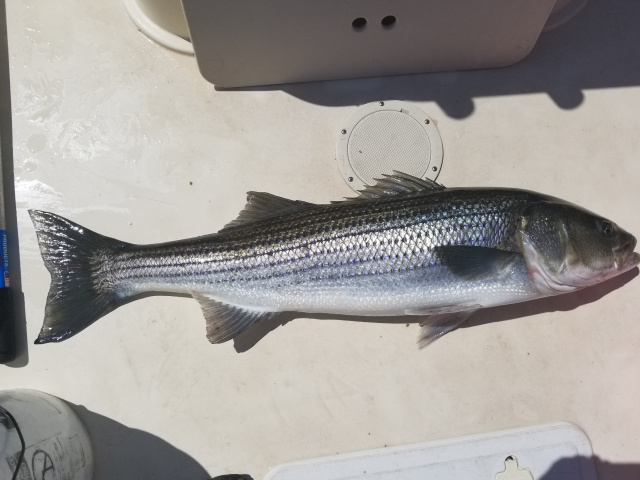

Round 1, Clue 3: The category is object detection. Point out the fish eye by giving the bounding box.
[601,220,615,237]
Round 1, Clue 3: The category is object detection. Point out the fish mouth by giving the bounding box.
[620,251,640,270]
[613,236,640,270]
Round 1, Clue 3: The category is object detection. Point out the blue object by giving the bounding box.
[1,230,8,287]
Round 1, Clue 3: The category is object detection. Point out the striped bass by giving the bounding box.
[30,173,639,347]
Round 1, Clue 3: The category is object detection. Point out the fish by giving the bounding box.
[29,172,639,347]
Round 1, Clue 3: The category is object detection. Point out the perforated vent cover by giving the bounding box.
[337,101,443,191]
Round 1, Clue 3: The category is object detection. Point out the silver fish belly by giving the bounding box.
[29,173,638,347]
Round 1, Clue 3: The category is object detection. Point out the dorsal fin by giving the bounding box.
[334,171,445,203]
[220,191,316,231]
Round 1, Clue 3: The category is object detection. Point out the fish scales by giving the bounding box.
[109,189,533,288]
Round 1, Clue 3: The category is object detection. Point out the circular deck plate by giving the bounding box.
[336,101,443,192]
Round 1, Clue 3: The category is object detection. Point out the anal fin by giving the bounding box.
[191,292,276,344]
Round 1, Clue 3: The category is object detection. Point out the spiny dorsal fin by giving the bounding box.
[221,191,316,231]
[191,291,276,343]
[334,171,445,203]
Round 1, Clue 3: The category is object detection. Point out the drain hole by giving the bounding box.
[352,17,367,30]
[381,15,396,27]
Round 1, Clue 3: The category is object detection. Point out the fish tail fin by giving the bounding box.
[29,210,130,344]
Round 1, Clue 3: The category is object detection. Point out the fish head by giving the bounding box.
[517,200,639,295]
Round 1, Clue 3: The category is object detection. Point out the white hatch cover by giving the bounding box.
[336,100,443,192]
[265,422,597,480]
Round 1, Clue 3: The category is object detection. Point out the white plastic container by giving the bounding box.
[122,0,193,54]
[265,422,597,480]
[0,389,93,480]
[182,0,560,87]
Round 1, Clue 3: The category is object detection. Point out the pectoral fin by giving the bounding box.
[417,309,478,349]
[191,292,276,344]
[434,246,523,282]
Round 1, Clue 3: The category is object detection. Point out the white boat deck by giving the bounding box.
[2,0,639,478]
